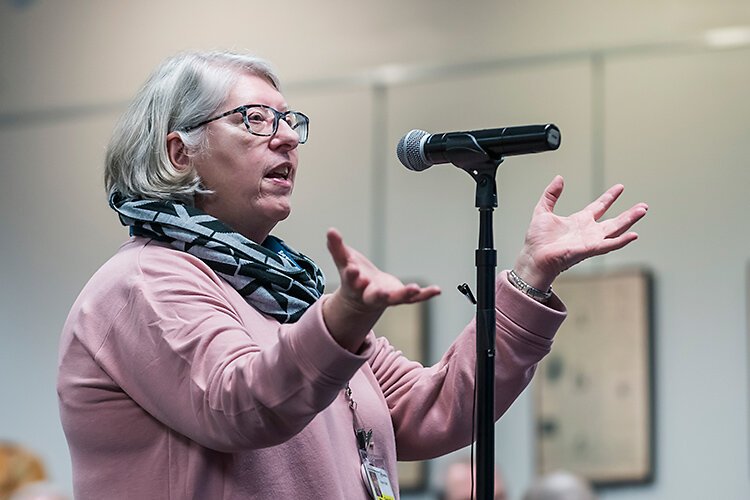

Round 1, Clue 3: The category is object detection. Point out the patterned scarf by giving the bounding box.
[110,193,326,323]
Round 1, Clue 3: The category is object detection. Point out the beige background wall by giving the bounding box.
[1,1,749,499]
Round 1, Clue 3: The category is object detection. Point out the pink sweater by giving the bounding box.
[57,237,565,499]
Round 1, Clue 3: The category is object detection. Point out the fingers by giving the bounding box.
[593,231,640,256]
[327,228,369,294]
[407,285,442,303]
[601,203,649,239]
[585,184,625,220]
[326,228,349,270]
[363,283,417,305]
[342,264,368,294]
[578,202,646,262]
[534,175,564,215]
[365,284,442,306]
[397,284,442,304]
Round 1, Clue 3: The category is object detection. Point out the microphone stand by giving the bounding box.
[446,134,503,500]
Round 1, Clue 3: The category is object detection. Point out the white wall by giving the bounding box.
[1,1,749,499]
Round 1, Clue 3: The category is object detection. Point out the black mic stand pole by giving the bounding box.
[474,167,499,500]
[445,134,503,500]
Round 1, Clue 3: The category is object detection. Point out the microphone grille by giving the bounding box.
[396,129,431,171]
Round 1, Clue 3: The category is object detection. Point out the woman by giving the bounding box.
[57,51,647,500]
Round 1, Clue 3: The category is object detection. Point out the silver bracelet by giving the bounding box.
[508,269,553,303]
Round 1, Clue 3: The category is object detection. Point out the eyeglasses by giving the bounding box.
[182,104,309,143]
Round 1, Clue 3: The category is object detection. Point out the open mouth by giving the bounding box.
[265,165,291,181]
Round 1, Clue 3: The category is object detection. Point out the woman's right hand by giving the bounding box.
[322,228,441,352]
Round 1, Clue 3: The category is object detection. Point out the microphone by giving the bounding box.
[396,123,561,171]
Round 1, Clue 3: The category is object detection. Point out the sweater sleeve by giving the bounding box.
[369,271,566,460]
[88,242,373,452]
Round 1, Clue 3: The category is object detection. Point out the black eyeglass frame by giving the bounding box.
[181,104,309,143]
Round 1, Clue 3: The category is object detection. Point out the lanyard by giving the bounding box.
[344,382,373,458]
[345,382,397,500]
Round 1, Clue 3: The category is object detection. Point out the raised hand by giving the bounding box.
[513,175,648,292]
[322,228,441,351]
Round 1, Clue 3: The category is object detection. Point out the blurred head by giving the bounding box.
[9,481,69,500]
[0,442,47,499]
[442,460,507,500]
[522,470,597,500]
[104,50,280,204]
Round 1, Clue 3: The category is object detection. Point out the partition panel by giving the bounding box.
[604,48,750,500]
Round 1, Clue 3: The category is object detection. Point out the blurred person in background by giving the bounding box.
[0,442,69,500]
[9,482,69,500]
[0,442,45,499]
[523,470,597,500]
[439,457,507,500]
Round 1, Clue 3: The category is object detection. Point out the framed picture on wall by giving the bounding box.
[375,296,430,493]
[533,269,654,485]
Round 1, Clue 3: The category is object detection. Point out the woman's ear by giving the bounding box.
[166,131,190,171]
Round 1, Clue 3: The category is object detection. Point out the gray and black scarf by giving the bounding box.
[110,193,325,323]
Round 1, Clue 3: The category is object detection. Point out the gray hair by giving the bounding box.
[104,51,280,202]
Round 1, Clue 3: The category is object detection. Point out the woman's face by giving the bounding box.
[192,73,300,243]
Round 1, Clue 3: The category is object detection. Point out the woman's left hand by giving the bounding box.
[513,175,648,292]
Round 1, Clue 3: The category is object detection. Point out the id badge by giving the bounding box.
[360,459,396,500]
